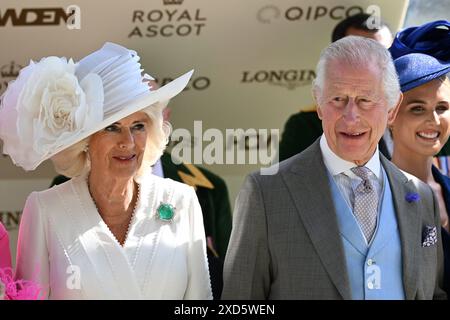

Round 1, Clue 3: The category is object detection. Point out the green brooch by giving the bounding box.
[157,203,175,222]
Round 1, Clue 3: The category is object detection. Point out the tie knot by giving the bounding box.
[351,166,374,193]
[351,166,371,180]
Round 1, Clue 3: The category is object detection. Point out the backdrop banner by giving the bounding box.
[0,0,408,263]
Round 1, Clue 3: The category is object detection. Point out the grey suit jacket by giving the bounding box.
[222,140,446,300]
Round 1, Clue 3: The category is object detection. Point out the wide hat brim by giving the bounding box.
[394,53,450,92]
[0,68,193,171]
[49,69,193,163]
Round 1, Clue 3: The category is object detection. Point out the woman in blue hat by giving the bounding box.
[389,20,450,295]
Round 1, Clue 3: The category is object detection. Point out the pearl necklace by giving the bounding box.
[87,179,141,247]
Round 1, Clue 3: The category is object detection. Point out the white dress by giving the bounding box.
[15,173,213,300]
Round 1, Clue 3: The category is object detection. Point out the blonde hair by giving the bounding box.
[50,102,171,179]
[438,74,450,87]
[50,138,90,178]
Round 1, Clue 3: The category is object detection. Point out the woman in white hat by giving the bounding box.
[0,43,212,299]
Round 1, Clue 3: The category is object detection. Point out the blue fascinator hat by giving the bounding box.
[389,20,450,92]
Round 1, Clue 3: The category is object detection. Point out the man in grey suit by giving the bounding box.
[222,36,447,300]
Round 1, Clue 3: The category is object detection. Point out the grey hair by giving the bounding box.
[313,36,401,109]
[50,137,90,178]
[50,102,171,179]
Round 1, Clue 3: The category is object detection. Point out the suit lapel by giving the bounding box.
[381,156,421,300]
[282,141,351,299]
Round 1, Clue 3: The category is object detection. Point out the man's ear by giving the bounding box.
[316,105,323,120]
[312,87,323,120]
[387,92,403,125]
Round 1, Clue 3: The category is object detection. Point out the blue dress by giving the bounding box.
[432,165,450,296]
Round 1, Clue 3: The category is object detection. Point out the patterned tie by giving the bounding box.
[350,166,378,243]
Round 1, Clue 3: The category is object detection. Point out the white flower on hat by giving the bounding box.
[0,56,103,170]
[0,42,193,171]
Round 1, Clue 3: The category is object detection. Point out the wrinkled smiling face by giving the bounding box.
[316,59,399,165]
[391,79,450,158]
[88,111,151,179]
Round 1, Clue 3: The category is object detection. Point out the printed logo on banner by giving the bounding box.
[163,0,184,4]
[257,5,281,24]
[157,75,211,91]
[0,61,22,95]
[0,6,80,29]
[129,0,207,38]
[241,69,316,90]
[256,5,365,23]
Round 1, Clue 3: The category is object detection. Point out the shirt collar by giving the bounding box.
[319,134,381,179]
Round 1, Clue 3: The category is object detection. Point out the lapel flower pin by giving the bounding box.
[405,192,420,203]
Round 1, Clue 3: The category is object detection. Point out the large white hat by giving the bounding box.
[0,42,193,171]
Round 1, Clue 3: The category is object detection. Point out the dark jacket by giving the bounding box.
[432,165,450,297]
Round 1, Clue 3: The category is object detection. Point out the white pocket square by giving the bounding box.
[422,226,437,247]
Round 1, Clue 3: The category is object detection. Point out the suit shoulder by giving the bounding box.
[382,157,431,192]
[400,170,429,188]
[251,143,316,183]
[397,169,434,199]
[247,155,298,185]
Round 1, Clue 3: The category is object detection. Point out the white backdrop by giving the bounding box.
[0,0,408,263]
